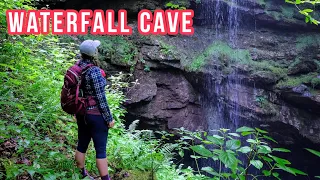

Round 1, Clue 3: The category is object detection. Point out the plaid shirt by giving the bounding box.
[78,59,113,123]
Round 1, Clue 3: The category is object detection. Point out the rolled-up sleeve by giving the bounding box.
[89,67,113,122]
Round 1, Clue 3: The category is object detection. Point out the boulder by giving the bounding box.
[288,60,318,75]
[281,84,320,114]
[125,67,206,132]
[249,71,279,86]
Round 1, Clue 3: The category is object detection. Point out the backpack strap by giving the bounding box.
[74,61,95,107]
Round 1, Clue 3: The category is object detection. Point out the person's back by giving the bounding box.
[72,40,115,180]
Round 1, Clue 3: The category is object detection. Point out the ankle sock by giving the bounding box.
[80,168,87,177]
[101,174,110,180]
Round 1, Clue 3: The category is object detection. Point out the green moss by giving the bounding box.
[311,77,320,87]
[266,11,281,21]
[276,72,319,88]
[281,6,294,19]
[187,41,287,78]
[288,58,301,69]
[296,35,320,51]
[257,0,266,6]
[159,41,175,55]
[264,3,296,22]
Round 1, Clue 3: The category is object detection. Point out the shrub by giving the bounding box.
[175,127,307,179]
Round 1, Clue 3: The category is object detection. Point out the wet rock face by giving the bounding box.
[39,0,160,16]
[249,71,280,86]
[192,0,320,31]
[281,85,320,115]
[125,62,207,132]
[122,24,320,144]
[288,60,319,75]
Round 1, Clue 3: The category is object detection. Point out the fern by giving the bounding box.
[128,120,140,132]
[160,143,179,159]
[56,160,75,171]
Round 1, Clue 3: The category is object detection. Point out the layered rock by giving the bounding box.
[120,23,320,145]
[48,0,320,144]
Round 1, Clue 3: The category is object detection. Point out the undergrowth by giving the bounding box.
[77,34,138,66]
[0,33,197,179]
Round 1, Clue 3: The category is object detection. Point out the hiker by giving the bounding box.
[73,40,114,180]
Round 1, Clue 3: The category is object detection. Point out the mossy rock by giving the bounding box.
[288,60,319,75]
[250,71,280,85]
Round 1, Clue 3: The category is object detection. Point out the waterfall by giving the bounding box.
[228,0,239,47]
[198,0,247,171]
[199,0,244,132]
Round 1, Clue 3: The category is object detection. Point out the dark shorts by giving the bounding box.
[76,114,109,159]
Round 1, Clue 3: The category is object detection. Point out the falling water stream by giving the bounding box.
[196,0,259,176]
[202,0,244,134]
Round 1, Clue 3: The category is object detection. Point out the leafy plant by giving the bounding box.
[175,127,307,179]
[166,2,187,10]
[285,0,320,25]
[255,95,268,108]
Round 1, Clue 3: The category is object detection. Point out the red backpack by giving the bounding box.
[60,61,96,115]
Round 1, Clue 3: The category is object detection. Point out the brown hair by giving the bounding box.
[81,53,101,67]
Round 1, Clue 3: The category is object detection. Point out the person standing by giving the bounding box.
[74,40,115,180]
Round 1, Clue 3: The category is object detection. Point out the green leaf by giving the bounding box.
[219,150,239,170]
[295,0,301,4]
[263,170,271,176]
[212,135,224,139]
[273,148,291,153]
[288,167,307,176]
[305,16,310,23]
[263,135,277,143]
[221,173,231,178]
[250,160,263,170]
[202,140,213,144]
[0,63,16,70]
[237,146,251,153]
[315,176,320,178]
[226,140,241,150]
[181,136,193,140]
[275,163,296,175]
[190,145,213,157]
[258,145,272,154]
[312,19,319,25]
[305,148,320,158]
[301,9,313,13]
[207,135,224,146]
[236,126,255,132]
[201,167,223,177]
[178,150,184,157]
[220,128,230,133]
[166,2,173,7]
[27,169,36,177]
[255,128,268,134]
[190,155,202,159]
[270,155,291,165]
[241,131,253,136]
[228,133,240,137]
[272,172,281,180]
[238,175,245,180]
[247,139,257,144]
[0,101,24,110]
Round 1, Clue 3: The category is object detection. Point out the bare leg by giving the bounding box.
[96,158,109,177]
[75,150,86,168]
